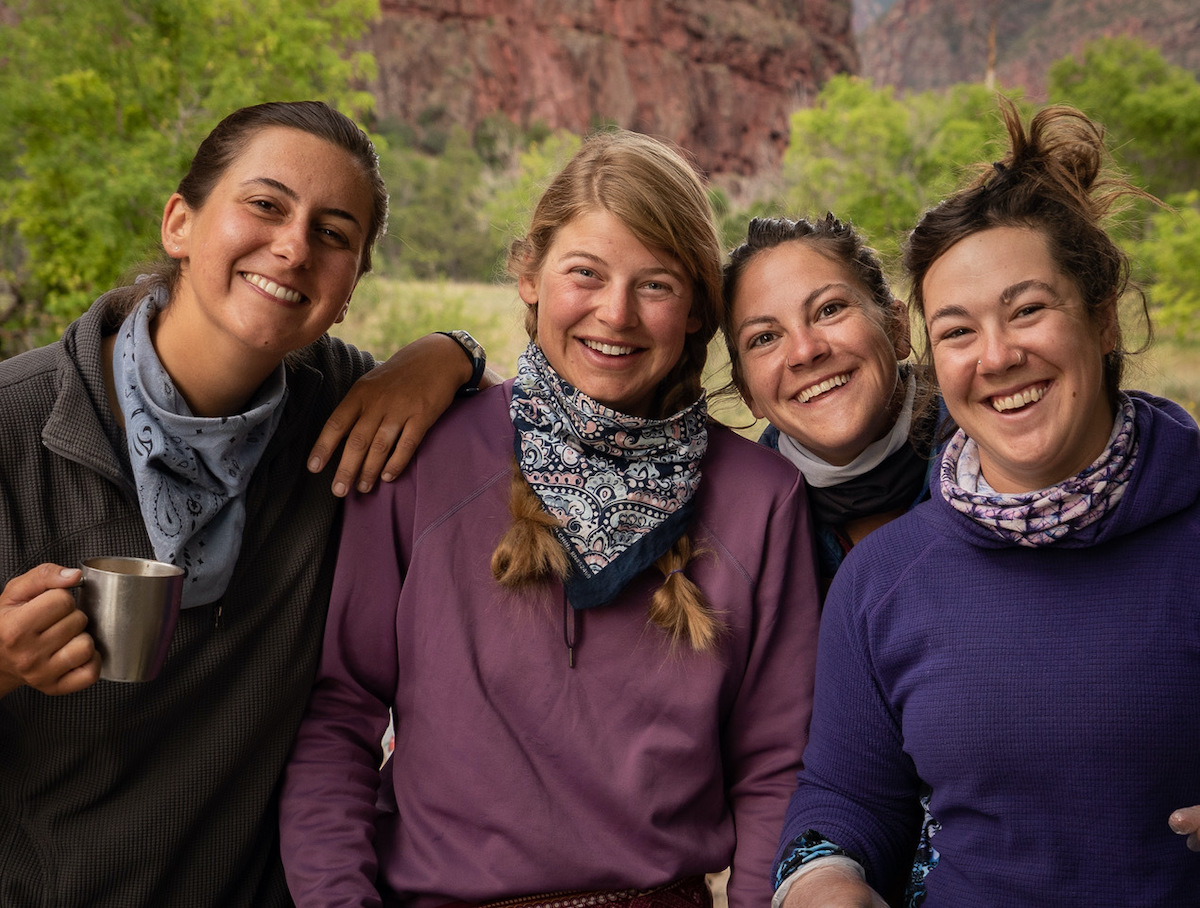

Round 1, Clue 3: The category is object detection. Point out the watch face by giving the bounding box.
[444,330,486,395]
[450,330,485,362]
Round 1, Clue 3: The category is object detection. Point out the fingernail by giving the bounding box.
[308,456,322,472]
[357,480,372,493]
[332,482,347,497]
[60,567,81,578]
[381,472,395,483]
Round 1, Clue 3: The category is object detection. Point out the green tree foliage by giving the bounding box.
[777,55,1200,340]
[781,76,1014,266]
[375,121,579,283]
[1131,192,1200,342]
[378,126,497,281]
[1048,38,1200,201]
[1045,39,1200,340]
[482,130,582,273]
[0,0,378,353]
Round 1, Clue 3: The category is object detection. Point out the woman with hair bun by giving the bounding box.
[772,101,1200,906]
[280,129,821,908]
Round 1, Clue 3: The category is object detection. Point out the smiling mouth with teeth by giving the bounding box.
[992,384,1048,412]
[797,373,850,403]
[243,272,304,304]
[582,338,638,356]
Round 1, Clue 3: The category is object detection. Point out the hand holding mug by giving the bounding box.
[0,563,99,697]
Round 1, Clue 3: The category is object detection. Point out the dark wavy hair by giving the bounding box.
[720,212,899,400]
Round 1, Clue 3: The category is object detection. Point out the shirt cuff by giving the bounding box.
[771,856,866,908]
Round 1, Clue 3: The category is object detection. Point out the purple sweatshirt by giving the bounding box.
[776,392,1200,906]
[281,382,821,908]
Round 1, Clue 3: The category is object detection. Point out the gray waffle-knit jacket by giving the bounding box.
[0,289,373,907]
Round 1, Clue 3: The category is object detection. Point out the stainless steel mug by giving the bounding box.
[78,557,185,682]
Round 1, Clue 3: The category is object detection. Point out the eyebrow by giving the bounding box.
[927,279,1061,324]
[559,249,685,281]
[1000,279,1059,305]
[735,281,859,334]
[244,177,364,231]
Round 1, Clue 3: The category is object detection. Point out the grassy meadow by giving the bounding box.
[334,276,1200,430]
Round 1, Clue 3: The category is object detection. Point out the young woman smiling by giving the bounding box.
[0,101,478,907]
[722,214,941,601]
[773,102,1200,907]
[279,130,821,908]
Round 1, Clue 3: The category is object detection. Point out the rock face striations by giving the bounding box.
[857,0,1200,100]
[366,0,857,176]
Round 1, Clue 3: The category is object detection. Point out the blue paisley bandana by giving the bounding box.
[509,342,708,610]
[112,285,287,607]
[939,394,1137,547]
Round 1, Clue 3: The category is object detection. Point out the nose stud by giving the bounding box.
[977,350,1026,368]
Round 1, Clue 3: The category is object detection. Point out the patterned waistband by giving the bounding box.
[437,875,712,908]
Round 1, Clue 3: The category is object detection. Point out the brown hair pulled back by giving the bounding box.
[720,212,898,400]
[904,99,1155,401]
[112,100,388,317]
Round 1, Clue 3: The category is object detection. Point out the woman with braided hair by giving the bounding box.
[280,129,821,908]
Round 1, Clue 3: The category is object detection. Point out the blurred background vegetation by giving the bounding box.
[1,2,1196,415]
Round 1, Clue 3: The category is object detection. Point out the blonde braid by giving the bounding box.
[491,463,719,652]
[490,464,569,589]
[648,535,720,652]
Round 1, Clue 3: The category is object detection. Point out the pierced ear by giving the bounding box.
[888,299,912,360]
[161,193,192,259]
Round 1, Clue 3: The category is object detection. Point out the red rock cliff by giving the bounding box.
[857,0,1200,100]
[366,0,857,176]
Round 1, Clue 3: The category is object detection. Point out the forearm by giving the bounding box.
[778,862,887,908]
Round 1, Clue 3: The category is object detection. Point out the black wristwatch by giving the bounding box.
[438,330,487,397]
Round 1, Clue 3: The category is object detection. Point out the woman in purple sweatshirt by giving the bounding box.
[773,101,1200,906]
[280,130,821,908]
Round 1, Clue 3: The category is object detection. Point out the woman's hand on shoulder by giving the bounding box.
[308,332,483,497]
[1170,806,1200,852]
[0,564,100,697]
[780,862,889,908]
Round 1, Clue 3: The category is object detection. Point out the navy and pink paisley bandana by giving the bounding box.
[509,342,707,610]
